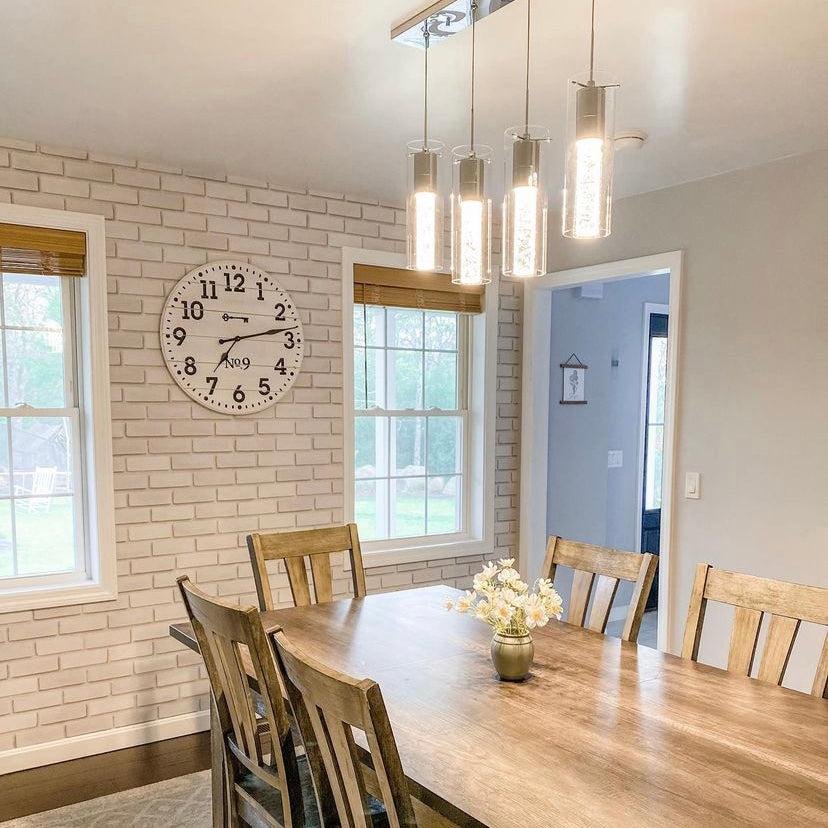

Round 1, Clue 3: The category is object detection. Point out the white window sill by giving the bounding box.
[362,536,492,569]
[0,579,118,613]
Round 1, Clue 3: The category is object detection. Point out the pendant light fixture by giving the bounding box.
[451,2,492,286]
[503,0,549,278]
[406,21,445,272]
[562,0,618,239]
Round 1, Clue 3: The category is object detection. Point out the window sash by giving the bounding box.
[353,309,470,543]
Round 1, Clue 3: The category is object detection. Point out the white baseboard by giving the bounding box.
[0,709,210,775]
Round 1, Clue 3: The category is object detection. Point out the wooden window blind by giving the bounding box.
[353,264,484,314]
[0,222,87,277]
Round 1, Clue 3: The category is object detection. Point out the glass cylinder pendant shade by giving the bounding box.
[406,140,445,272]
[562,78,617,239]
[451,145,492,286]
[503,126,550,278]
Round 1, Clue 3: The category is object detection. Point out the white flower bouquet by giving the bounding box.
[445,558,564,636]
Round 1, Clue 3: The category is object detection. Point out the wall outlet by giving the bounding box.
[607,450,623,468]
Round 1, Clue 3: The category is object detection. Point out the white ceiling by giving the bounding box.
[3,0,827,205]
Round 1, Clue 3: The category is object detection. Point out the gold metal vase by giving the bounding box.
[490,631,534,681]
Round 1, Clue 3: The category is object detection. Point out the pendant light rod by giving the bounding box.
[469,1,477,154]
[524,0,531,135]
[423,22,430,145]
[588,0,596,83]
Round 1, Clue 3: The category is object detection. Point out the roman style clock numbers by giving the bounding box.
[160,261,304,414]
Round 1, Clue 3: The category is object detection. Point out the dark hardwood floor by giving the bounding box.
[0,731,211,822]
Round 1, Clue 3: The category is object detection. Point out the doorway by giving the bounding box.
[519,252,682,652]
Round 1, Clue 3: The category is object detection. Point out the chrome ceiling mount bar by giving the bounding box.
[392,0,517,48]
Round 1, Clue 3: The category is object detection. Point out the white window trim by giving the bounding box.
[0,203,117,612]
[342,247,497,568]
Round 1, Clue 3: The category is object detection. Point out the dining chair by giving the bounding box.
[542,535,658,643]
[177,576,318,827]
[247,524,367,611]
[681,563,828,697]
[272,628,415,828]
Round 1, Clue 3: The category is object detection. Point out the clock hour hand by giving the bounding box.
[214,336,240,370]
[217,326,297,345]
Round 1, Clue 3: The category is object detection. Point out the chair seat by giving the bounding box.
[238,753,389,827]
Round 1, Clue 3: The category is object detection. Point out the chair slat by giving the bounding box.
[812,635,828,699]
[727,606,763,675]
[285,556,313,607]
[756,614,800,686]
[567,570,595,627]
[309,552,334,604]
[328,719,371,828]
[586,575,620,634]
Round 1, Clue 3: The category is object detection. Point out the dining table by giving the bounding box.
[169,584,828,827]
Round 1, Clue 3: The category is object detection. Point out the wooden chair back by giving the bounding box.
[542,536,658,643]
[681,563,828,697]
[273,629,417,828]
[247,524,367,611]
[177,577,306,827]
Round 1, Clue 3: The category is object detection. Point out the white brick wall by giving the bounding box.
[0,137,522,753]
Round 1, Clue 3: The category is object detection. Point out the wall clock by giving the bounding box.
[160,261,304,414]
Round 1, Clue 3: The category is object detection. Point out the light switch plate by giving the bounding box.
[607,450,623,468]
[685,472,700,499]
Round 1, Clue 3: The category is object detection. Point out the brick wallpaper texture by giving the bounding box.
[0,137,522,752]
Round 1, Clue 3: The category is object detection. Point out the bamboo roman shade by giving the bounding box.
[354,264,483,314]
[0,222,87,277]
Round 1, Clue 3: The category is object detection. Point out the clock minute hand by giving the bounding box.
[217,326,297,345]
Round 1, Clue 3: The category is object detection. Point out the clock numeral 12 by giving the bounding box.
[225,272,245,292]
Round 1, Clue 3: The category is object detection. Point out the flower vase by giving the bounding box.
[490,631,534,681]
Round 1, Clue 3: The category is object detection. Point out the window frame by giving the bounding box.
[343,248,497,567]
[0,203,116,612]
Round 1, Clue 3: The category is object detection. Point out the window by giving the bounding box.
[354,305,468,542]
[0,207,115,611]
[0,273,84,581]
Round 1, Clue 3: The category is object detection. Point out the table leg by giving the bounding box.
[210,698,227,828]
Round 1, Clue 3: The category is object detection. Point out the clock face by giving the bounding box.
[160,261,304,414]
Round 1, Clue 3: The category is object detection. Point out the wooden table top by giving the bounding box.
[170,585,828,827]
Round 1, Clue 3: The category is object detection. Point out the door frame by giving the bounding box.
[634,302,670,555]
[518,251,683,652]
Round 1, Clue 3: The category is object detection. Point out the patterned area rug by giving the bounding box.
[2,770,211,827]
